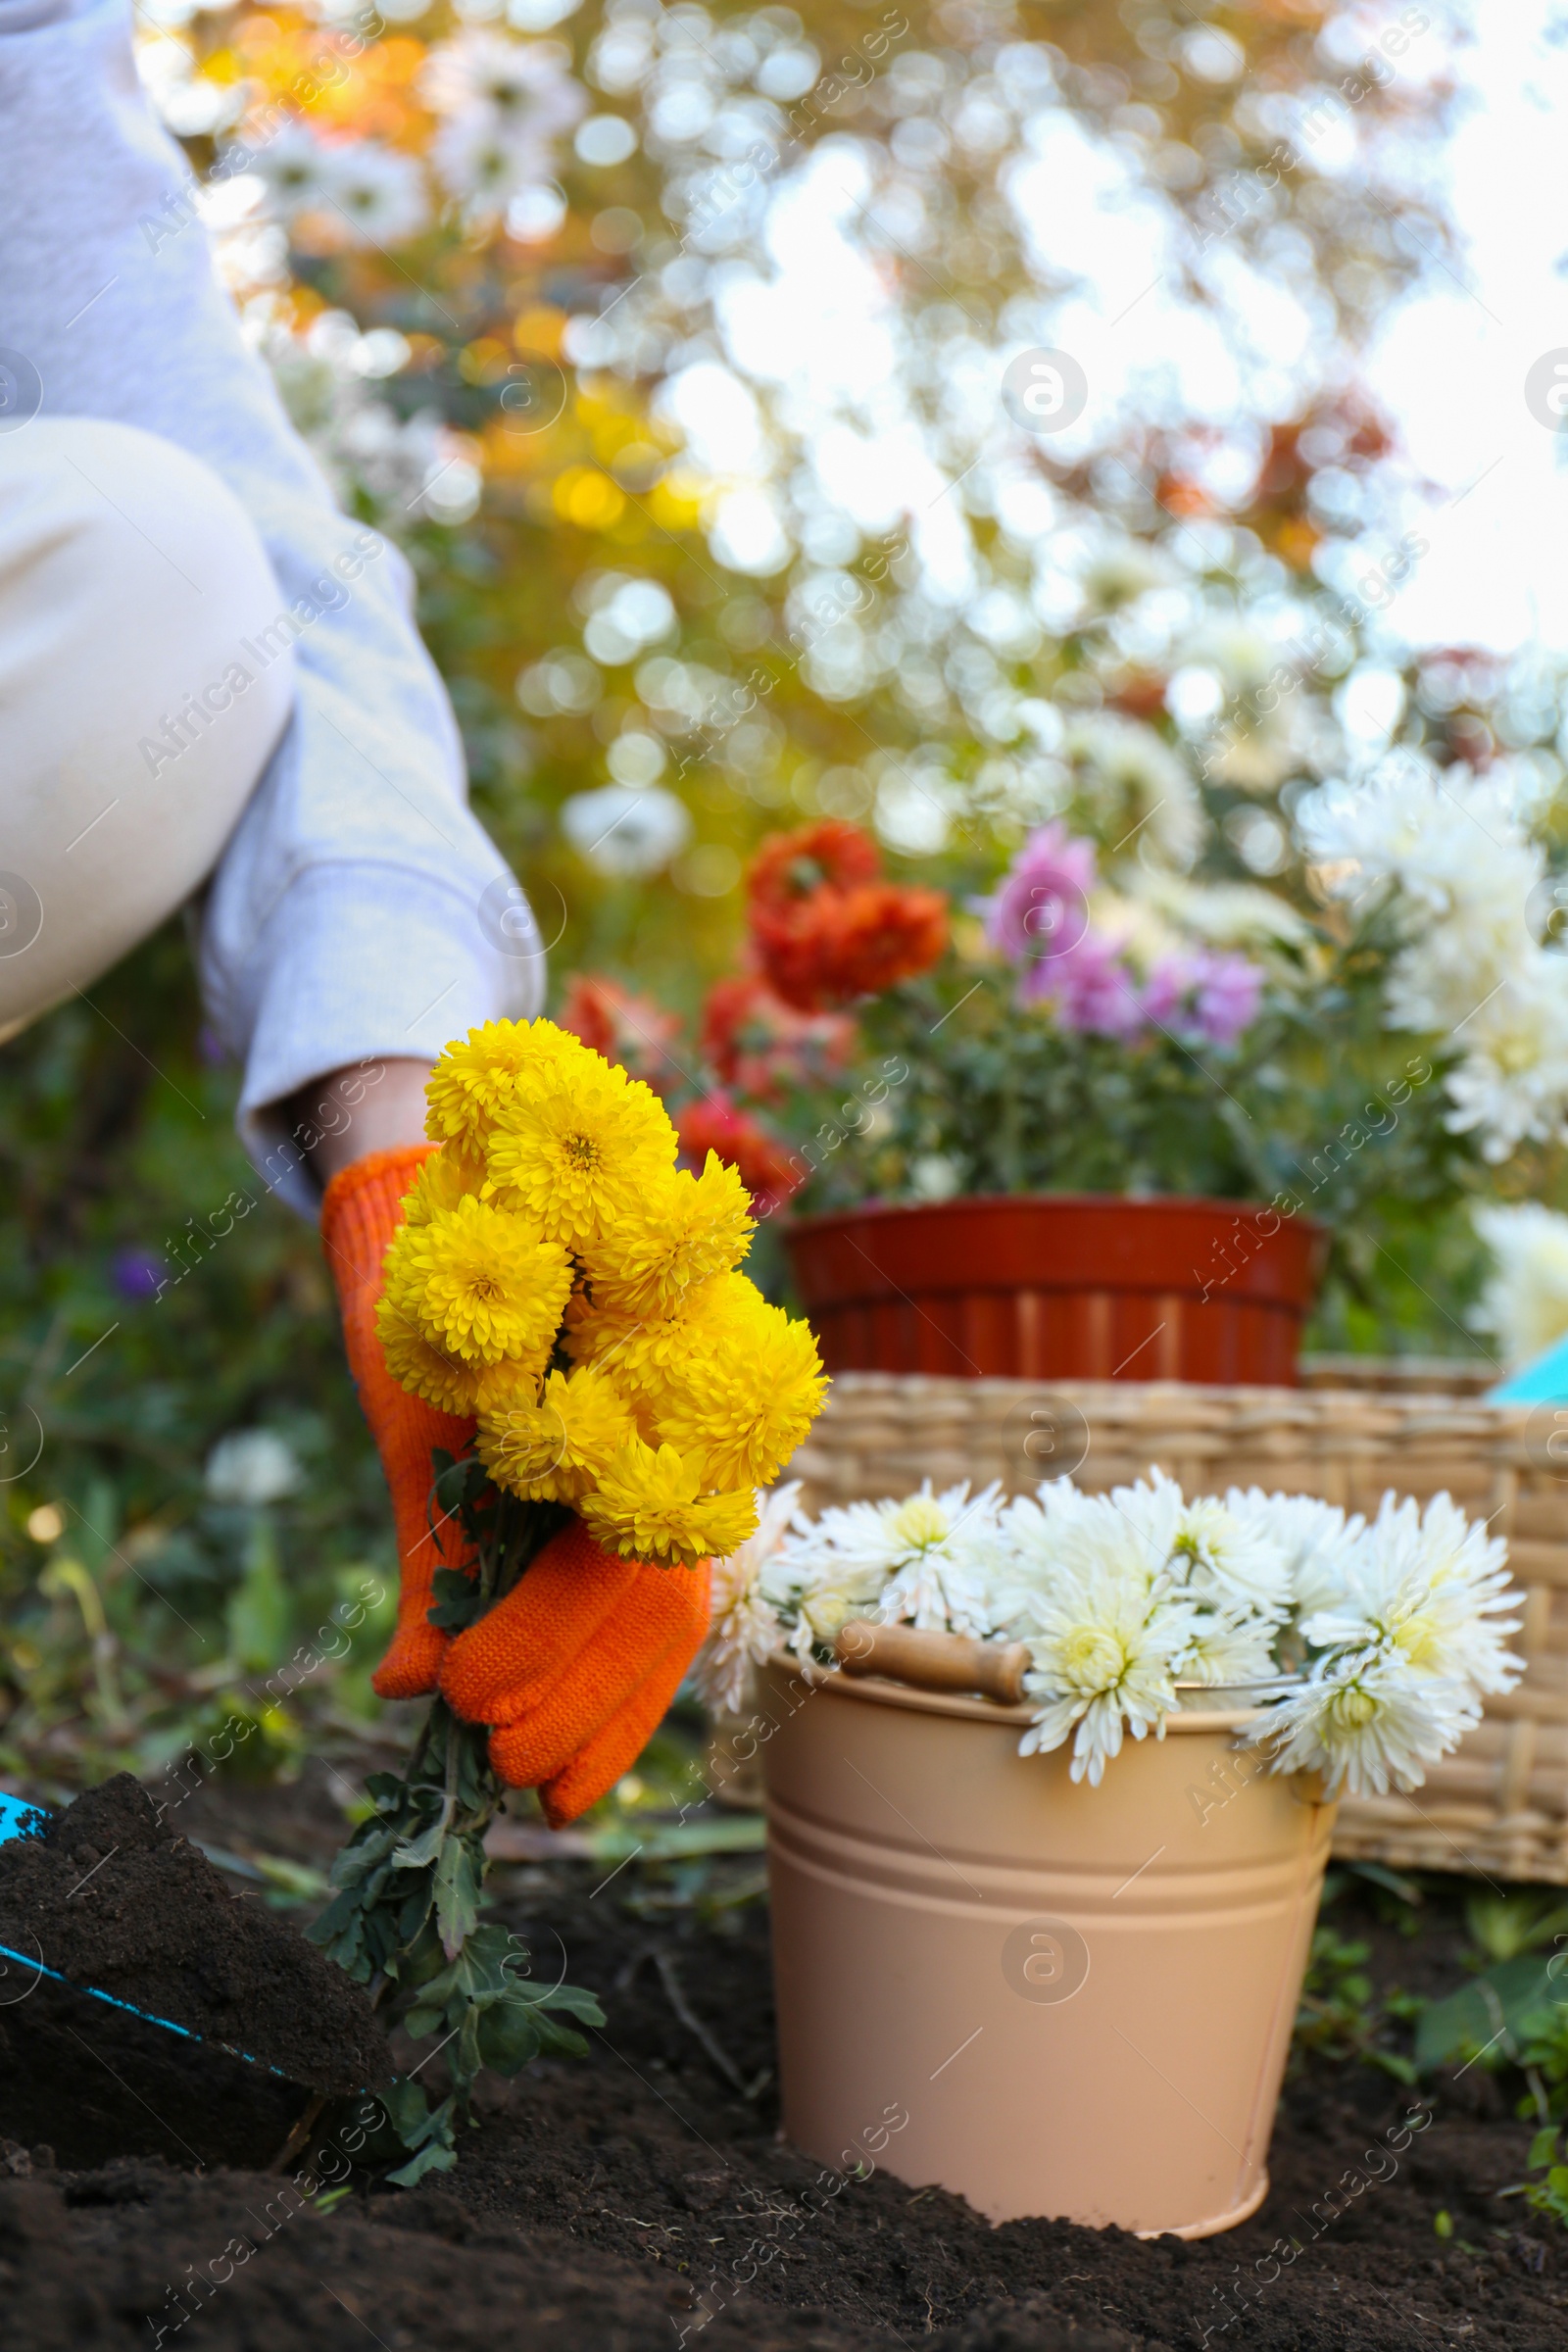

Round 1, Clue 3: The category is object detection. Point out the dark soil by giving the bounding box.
[0,1775,387,2170]
[0,1762,1563,2350]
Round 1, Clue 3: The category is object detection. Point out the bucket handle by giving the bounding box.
[834,1621,1031,1706]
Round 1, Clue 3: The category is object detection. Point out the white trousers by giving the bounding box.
[0,416,295,1039]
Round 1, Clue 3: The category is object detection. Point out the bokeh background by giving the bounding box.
[8,0,1562,1797]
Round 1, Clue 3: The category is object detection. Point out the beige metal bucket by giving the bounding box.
[758,1651,1335,2238]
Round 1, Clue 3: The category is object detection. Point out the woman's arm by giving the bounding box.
[0,0,542,1207]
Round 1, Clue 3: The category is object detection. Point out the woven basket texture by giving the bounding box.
[787,1371,1568,1885]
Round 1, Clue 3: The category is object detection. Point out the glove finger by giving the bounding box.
[370,1623,450,1702]
[479,1558,709,1774]
[323,1147,476,1704]
[490,1627,686,1804]
[440,1519,642,1726]
[546,1636,703,1828]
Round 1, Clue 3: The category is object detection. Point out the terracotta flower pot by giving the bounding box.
[784,1194,1328,1385]
[759,1655,1335,2237]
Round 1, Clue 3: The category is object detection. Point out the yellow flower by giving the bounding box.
[403,1146,484,1227]
[477,1364,640,1502]
[565,1270,753,1403]
[579,1438,759,1569]
[423,1018,596,1156]
[380,1194,572,1369]
[583,1152,755,1316]
[483,1059,676,1250]
[376,1312,481,1418]
[655,1296,828,1490]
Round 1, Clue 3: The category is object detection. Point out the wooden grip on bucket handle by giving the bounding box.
[834,1621,1031,1707]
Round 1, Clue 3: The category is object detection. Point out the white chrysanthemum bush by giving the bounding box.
[695,1473,1523,1799]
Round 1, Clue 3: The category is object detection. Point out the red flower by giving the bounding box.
[745,821,948,1011]
[748,819,882,907]
[678,1093,804,1216]
[701,973,856,1101]
[558,974,686,1095]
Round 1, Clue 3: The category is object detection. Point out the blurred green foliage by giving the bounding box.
[0,927,396,1791]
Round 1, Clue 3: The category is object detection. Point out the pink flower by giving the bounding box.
[1190,952,1264,1045]
[981,823,1098,968]
[1043,935,1148,1040]
[1142,951,1263,1048]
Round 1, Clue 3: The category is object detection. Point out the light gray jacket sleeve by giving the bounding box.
[0,0,542,1212]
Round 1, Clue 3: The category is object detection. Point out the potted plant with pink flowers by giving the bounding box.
[565,735,1568,1385]
[777,813,1340,1385]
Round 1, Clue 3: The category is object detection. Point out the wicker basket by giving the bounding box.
[786,1373,1568,1886]
[1300,1354,1495,1396]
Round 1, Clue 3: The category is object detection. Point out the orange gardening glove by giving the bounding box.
[440,1519,710,1828]
[321,1145,475,1701]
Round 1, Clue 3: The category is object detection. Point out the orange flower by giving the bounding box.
[748,819,881,909]
[558,973,685,1095]
[700,973,855,1100]
[677,1093,803,1216]
[745,822,948,1011]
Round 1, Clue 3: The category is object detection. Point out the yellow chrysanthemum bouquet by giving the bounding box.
[309,1018,829,2181]
[379,1017,828,1567]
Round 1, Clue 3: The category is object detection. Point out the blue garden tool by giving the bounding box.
[1488,1330,1568,1405]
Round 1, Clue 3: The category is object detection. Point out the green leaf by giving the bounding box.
[1529,2127,1560,2173]
[399,1919,450,1985]
[456,2005,485,2091]
[326,1820,398,1884]
[537,1983,607,2027]
[427,1567,483,1633]
[391,1818,448,1871]
[1364,2050,1418,2086]
[584,1816,768,1864]
[1348,1861,1424,1907]
[1415,1957,1562,2072]
[477,1997,543,2076]
[305,1886,365,1947]
[433,1835,483,1961]
[455,1737,487,1811]
[386,2139,458,2188]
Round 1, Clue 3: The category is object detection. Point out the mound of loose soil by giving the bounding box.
[2,1762,1564,2349]
[0,1776,387,2169]
[0,2159,1129,2352]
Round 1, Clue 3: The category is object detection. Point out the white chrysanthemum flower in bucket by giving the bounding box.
[1259,1649,1479,1799]
[1225,1489,1360,1620]
[877,1487,1001,1636]
[1165,1492,1292,1622]
[759,1508,888,1665]
[985,1481,1099,1623]
[693,1481,798,1714]
[1301,1492,1521,1698]
[1029,1475,1175,1594]
[763,1481,1000,1646]
[1174,1609,1279,1689]
[1019,1565,1196,1786]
